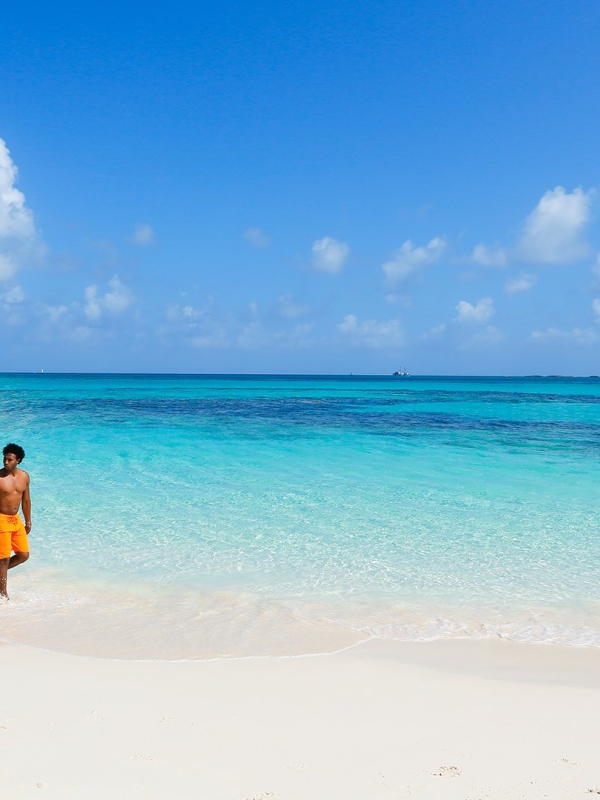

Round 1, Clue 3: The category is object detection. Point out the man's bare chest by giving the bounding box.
[0,475,25,495]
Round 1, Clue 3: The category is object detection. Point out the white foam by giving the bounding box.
[3,569,600,660]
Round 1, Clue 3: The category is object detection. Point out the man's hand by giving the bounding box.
[25,521,32,534]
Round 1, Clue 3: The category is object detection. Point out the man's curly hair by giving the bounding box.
[3,443,25,462]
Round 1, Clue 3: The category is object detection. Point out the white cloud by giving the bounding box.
[104,277,133,313]
[592,299,600,324]
[530,327,597,345]
[0,254,16,280]
[0,140,40,283]
[470,243,508,267]
[129,223,155,246]
[84,286,101,320]
[516,186,593,264]
[382,237,446,285]
[276,293,309,318]
[455,297,495,323]
[311,236,350,274]
[505,272,537,294]
[0,139,35,240]
[467,187,595,270]
[84,276,133,320]
[1,285,24,304]
[244,227,271,248]
[337,314,405,348]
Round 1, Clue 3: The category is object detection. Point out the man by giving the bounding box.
[0,443,31,600]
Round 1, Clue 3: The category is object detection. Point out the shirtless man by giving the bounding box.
[0,443,31,599]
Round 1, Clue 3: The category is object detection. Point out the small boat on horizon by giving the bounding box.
[392,368,410,376]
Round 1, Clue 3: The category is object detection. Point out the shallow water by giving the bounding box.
[1,374,599,658]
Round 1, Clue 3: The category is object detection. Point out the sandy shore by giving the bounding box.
[1,638,600,799]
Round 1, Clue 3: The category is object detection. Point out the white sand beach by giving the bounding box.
[1,637,599,799]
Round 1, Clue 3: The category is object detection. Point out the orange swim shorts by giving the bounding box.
[0,514,29,560]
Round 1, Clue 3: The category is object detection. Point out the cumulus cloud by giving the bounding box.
[244,227,271,248]
[455,297,495,323]
[337,314,405,348]
[104,277,133,313]
[0,139,35,240]
[276,293,309,319]
[129,223,155,246]
[311,236,350,274]
[84,276,134,320]
[0,139,40,283]
[382,237,446,285]
[530,327,597,345]
[516,187,593,264]
[505,272,537,294]
[468,187,595,270]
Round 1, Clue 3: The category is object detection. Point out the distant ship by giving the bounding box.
[392,368,410,376]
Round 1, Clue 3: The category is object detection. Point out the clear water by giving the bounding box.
[1,373,599,659]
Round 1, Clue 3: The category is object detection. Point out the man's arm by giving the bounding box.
[21,476,31,533]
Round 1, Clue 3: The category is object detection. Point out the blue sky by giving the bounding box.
[1,0,599,374]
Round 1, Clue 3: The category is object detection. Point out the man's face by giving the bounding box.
[3,453,20,471]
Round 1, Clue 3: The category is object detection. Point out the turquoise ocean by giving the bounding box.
[1,373,599,659]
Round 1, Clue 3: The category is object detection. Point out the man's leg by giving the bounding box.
[0,557,9,599]
[8,528,29,570]
[8,551,29,569]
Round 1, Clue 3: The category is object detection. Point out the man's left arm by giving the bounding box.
[21,476,31,534]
